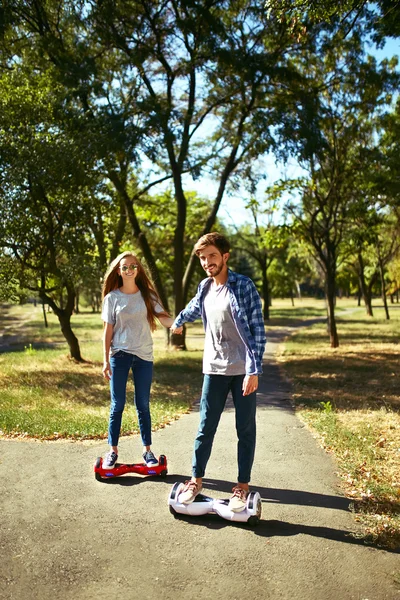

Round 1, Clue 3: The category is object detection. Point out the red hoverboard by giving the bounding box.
[94,454,168,481]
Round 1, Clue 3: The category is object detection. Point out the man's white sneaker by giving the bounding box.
[228,486,248,512]
[178,480,202,504]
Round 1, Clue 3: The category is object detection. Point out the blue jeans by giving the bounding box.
[192,374,256,484]
[108,351,154,447]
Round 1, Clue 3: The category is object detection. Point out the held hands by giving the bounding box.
[102,361,112,380]
[170,325,183,335]
[242,374,258,396]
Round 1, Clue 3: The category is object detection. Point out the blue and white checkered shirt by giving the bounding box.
[172,270,266,375]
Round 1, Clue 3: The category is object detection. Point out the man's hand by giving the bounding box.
[242,374,258,396]
[171,325,183,335]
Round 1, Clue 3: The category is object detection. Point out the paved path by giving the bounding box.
[1,326,399,600]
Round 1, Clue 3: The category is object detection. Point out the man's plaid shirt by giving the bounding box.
[173,270,266,375]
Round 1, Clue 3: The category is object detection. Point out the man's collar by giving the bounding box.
[227,269,237,284]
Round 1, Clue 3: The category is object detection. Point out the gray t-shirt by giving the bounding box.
[102,289,163,361]
[203,284,246,375]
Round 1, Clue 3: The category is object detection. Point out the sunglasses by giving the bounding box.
[120,264,139,272]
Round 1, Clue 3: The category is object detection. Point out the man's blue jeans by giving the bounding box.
[108,350,153,447]
[192,374,256,484]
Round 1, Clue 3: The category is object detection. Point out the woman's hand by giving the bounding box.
[102,361,112,380]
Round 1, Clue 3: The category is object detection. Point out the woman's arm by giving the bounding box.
[102,322,114,380]
[158,315,174,328]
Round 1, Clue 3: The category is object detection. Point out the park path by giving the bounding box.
[1,323,399,600]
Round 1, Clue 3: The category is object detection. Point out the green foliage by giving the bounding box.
[0,0,326,321]
[320,400,334,413]
[133,189,222,301]
[1,0,399,336]
[264,1,400,43]
[23,344,36,356]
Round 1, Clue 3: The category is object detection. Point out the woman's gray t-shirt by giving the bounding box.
[102,289,163,361]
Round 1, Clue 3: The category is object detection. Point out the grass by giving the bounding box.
[277,302,400,549]
[0,304,203,440]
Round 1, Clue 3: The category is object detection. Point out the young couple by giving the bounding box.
[102,232,266,513]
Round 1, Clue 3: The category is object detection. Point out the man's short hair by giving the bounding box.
[194,232,230,256]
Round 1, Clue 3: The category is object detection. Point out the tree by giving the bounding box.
[231,197,292,319]
[281,23,397,346]
[347,97,400,316]
[0,67,101,360]
[1,0,314,349]
[269,235,313,304]
[264,1,400,41]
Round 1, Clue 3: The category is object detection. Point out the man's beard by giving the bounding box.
[205,262,223,278]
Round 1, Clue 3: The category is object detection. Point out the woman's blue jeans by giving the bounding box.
[108,350,153,447]
[192,374,256,484]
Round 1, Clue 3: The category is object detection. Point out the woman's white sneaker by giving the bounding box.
[103,451,118,469]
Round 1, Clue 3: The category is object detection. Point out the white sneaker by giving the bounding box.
[103,451,118,469]
[178,480,202,504]
[228,486,248,512]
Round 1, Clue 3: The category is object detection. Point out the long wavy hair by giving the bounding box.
[101,251,169,332]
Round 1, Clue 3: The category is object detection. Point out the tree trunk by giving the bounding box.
[42,302,48,328]
[108,171,170,314]
[109,200,127,263]
[40,284,83,361]
[75,288,80,314]
[378,257,390,320]
[172,177,187,349]
[325,273,339,348]
[357,252,374,316]
[261,262,270,321]
[91,206,109,272]
[58,312,83,360]
[182,144,242,307]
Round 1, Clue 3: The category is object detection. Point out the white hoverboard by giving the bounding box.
[168,482,262,526]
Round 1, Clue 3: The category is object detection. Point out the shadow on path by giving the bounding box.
[93,472,349,513]
[95,472,349,512]
[169,512,400,553]
[186,477,350,511]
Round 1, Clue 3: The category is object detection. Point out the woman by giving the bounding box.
[101,251,173,468]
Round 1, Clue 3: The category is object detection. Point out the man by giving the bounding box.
[171,232,266,512]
